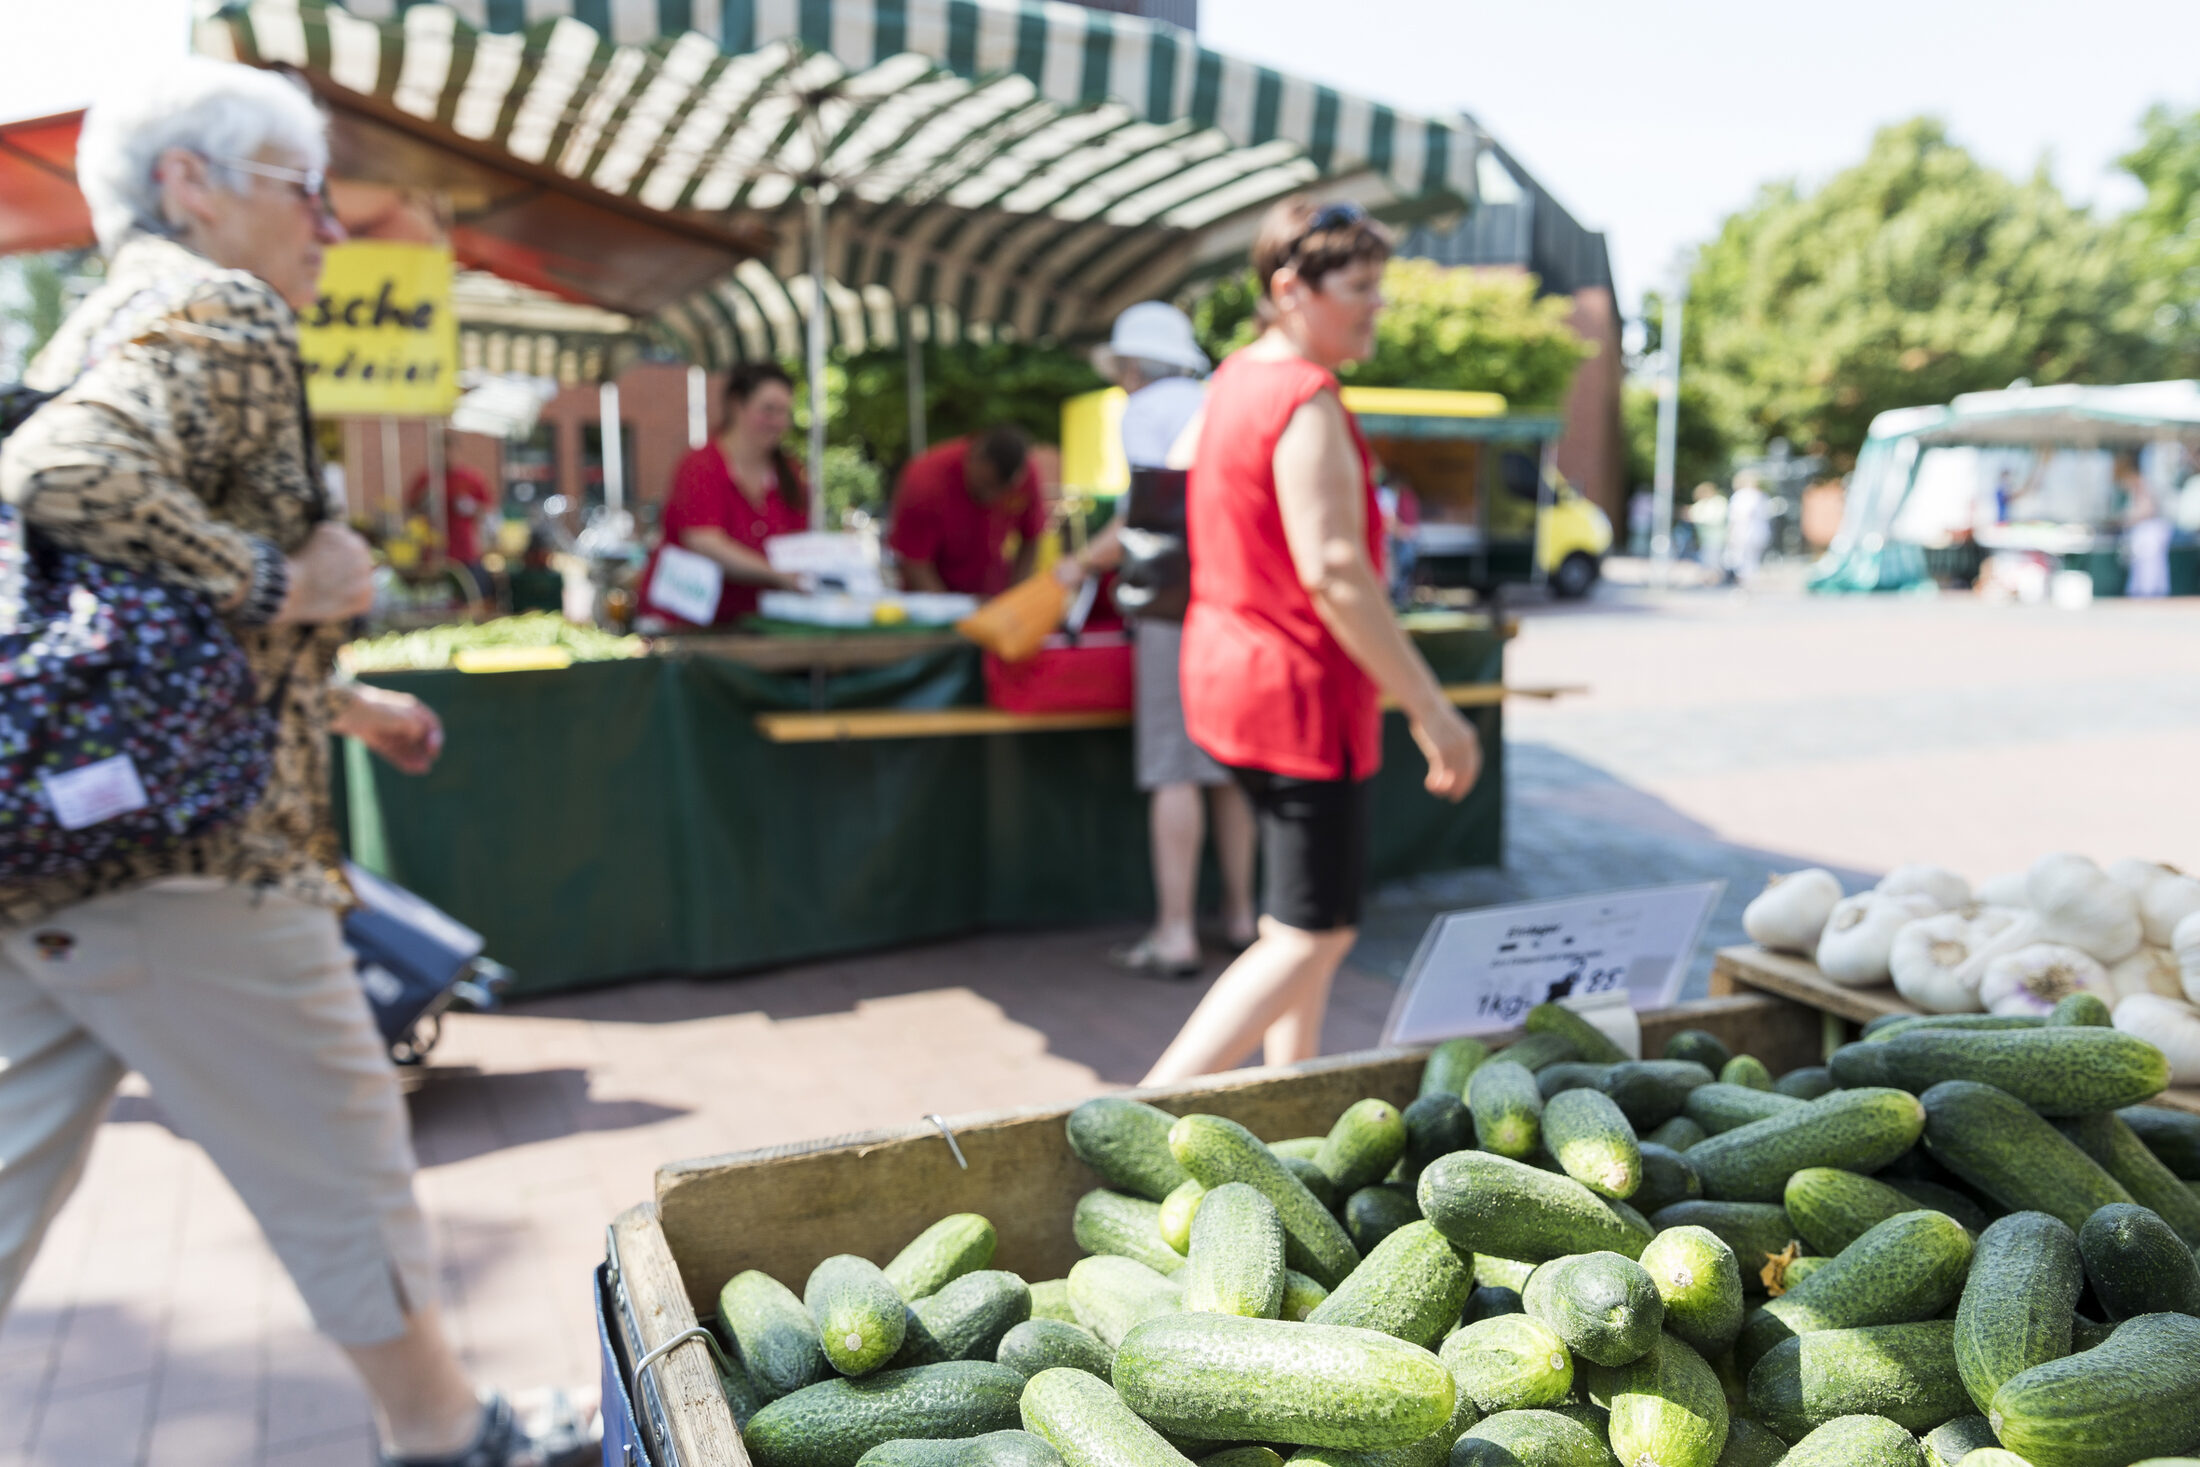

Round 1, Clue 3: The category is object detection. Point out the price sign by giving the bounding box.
[1382,882,1724,1046]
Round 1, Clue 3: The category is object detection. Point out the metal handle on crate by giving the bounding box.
[605,1224,736,1467]
[924,1113,968,1170]
[634,1324,737,1383]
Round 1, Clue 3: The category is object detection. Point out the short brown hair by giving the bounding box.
[1252,196,1393,317]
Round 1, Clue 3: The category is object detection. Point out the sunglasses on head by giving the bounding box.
[1288,201,1369,258]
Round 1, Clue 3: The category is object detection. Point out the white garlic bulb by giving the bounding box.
[1876,864,1973,913]
[2175,909,2200,1007]
[1889,910,2034,1013]
[1975,871,2030,909]
[1977,943,2112,1017]
[2139,874,2200,949]
[2106,945,2185,1003]
[1744,869,1844,956]
[2112,992,2200,1085]
[2025,852,2143,964]
[1817,891,1936,989]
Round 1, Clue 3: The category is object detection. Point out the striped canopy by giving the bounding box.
[199,0,1480,369]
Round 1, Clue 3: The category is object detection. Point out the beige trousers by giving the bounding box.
[0,879,436,1343]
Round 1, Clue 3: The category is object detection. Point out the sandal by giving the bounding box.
[382,1391,600,1467]
[1107,938,1202,980]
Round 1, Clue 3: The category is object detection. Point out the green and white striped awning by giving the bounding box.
[199,0,1479,369]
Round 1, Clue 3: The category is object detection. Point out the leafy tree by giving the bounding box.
[0,253,79,379]
[2120,103,2200,375]
[1622,378,1732,498]
[831,338,1104,481]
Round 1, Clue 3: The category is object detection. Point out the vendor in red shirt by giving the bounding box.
[638,362,809,628]
[888,427,1047,597]
[405,462,491,565]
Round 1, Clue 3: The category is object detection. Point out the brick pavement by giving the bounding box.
[15,583,2200,1463]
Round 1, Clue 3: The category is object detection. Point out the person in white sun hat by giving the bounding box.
[1060,303,1259,978]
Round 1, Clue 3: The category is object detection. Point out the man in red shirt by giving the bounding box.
[405,463,492,565]
[888,428,1047,597]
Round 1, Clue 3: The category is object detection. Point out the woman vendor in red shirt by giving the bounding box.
[639,362,809,628]
[1143,198,1484,1085]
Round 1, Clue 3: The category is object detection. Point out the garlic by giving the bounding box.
[2176,910,2200,1007]
[1889,910,2035,1012]
[1816,891,1936,989]
[2025,852,2143,964]
[1876,864,1972,913]
[2112,992,2200,1085]
[1975,871,2030,908]
[2107,858,2175,894]
[2106,945,2185,1003]
[1744,869,1844,955]
[2140,875,2200,949]
[1978,943,2113,1017]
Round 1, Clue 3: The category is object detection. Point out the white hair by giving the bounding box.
[77,57,328,252]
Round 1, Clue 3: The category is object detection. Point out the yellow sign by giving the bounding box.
[298,241,459,417]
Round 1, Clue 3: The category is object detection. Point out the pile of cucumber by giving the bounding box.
[713,1000,2200,1467]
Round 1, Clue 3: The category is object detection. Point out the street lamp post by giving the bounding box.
[1650,283,1686,588]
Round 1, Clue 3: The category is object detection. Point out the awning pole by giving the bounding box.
[906,321,928,457]
[807,181,829,531]
[1650,286,1686,590]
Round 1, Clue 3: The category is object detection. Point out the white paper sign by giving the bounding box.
[1382,881,1725,1046]
[649,544,724,625]
[42,753,151,831]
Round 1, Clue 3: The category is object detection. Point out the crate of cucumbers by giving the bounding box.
[601,989,2200,1467]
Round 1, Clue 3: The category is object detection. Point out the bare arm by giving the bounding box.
[679,526,799,590]
[901,559,949,593]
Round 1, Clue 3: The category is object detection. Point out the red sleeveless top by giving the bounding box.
[1180,352,1384,781]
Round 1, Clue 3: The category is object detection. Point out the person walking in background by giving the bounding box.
[1059,304,1258,975]
[1724,473,1770,588]
[2119,452,2172,599]
[1143,198,1481,1084]
[0,60,595,1467]
[1685,482,1726,570]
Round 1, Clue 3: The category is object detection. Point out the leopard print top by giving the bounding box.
[0,234,358,926]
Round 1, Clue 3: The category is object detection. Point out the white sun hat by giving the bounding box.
[1093,301,1210,381]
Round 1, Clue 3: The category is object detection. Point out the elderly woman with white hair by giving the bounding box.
[0,59,595,1467]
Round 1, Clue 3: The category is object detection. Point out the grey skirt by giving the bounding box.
[1134,618,1229,791]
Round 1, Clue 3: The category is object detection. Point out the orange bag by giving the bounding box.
[956,573,1068,664]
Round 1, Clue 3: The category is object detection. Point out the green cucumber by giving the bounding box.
[1308,1220,1473,1348]
[2121,1105,2200,1180]
[1419,1151,1651,1262]
[1497,1032,1580,1073]
[896,1272,1031,1367]
[1713,1416,1790,1467]
[1606,1197,1651,1237]
[1469,1061,1546,1161]
[720,1269,832,1400]
[1541,1088,1641,1200]
[1601,1061,1716,1129]
[1450,1409,1619,1467]
[1688,1088,1927,1204]
[1318,1100,1409,1194]
[1918,1081,2133,1231]
[1774,1414,1924,1467]
[1634,1143,1703,1215]
[1159,1180,1207,1256]
[1029,1281,1077,1326]
[1113,1312,1457,1449]
[1344,1186,1422,1254]
[1169,1114,1359,1288]
[1784,1167,1926,1256]
[1203,1451,1285,1467]
[1587,1332,1729,1467]
[1522,1251,1664,1367]
[1280,1270,1328,1322]
[1683,1084,1805,1136]
[1440,1314,1574,1413]
[2055,1112,2200,1247]
[1180,1182,1285,1319]
[1885,1180,1992,1235]
[1421,1037,1492,1099]
[1865,1013,2045,1042]
[1020,1365,1192,1467]
[2076,1203,2200,1321]
[1282,1377,1476,1467]
[1068,1098,1192,1202]
[1464,1286,1522,1323]
[1647,1116,1708,1152]
[1747,1319,1968,1439]
[1720,1055,1775,1092]
[1279,1155,1340,1212]
[1873,1028,2170,1115]
[1066,1256,1182,1348]
[720,1356,766,1428]
[1476,1256,1538,1293]
[997,1319,1114,1382]
[857,1433,1065,1467]
[1988,1313,2200,1467]
[1526,1002,1630,1065]
[1957,1453,2031,1467]
[1828,1041,1895,1089]
[1776,1066,1837,1100]
[1664,1029,1734,1074]
[2069,1313,2114,1351]
[1647,1202,1802,1290]
[1780,1255,1830,1289]
[810,1256,910,1377]
[1736,1210,1973,1369]
[1271,1137,1326,1162]
[1922,1414,1997,1467]
[2048,992,2113,1027]
[744,1361,1028,1467]
[1400,1094,1472,1181]
[1075,1190,1187,1277]
[1537,1063,1614,1100]
[886,1215,999,1301]
[1639,1225,1744,1357]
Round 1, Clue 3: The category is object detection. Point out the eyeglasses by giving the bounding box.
[214,155,335,219]
[1287,200,1369,259]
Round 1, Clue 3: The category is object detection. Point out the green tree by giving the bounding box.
[2120,103,2200,375]
[832,338,1104,480]
[0,253,77,379]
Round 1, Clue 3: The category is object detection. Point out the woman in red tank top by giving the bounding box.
[1145,198,1485,1085]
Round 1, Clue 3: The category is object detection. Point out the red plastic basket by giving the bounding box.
[983,633,1134,714]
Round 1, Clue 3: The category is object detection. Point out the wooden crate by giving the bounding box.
[1710,943,2200,1117]
[603,993,1822,1467]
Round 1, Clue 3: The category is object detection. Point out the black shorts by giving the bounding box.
[1228,764,1371,933]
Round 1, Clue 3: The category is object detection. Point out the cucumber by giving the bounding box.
[1181,1182,1286,1319]
[1664,1029,1734,1074]
[1344,1186,1422,1254]
[1776,1066,1838,1100]
[1601,1061,1716,1129]
[1421,1037,1492,1099]
[1873,1028,2171,1116]
[1308,1220,1474,1348]
[1921,1414,1997,1467]
[1541,1088,1641,1201]
[1399,1094,1472,1181]
[858,1433,1065,1467]
[1683,1084,1805,1136]
[1523,1251,1664,1367]
[1780,1254,1830,1289]
[2047,992,2113,1027]
[997,1319,1114,1382]
[2076,1203,2200,1321]
[2121,1105,2200,1180]
[1546,1402,1610,1438]
[1203,1452,1284,1467]
[1464,1286,1523,1324]
[1736,1210,1973,1369]
[721,1269,833,1400]
[1747,1319,1968,1440]
[1282,1382,1476,1467]
[1319,1100,1409,1194]
[1885,1180,1992,1235]
[896,1271,1033,1367]
[1419,1151,1652,1262]
[1720,1055,1775,1092]
[1280,1155,1340,1212]
[1068,1098,1193,1202]
[1634,1143,1703,1215]
[886,1215,1000,1301]
[1169,1115,1360,1287]
[1113,1312,1457,1449]
[1638,1225,1744,1357]
[1272,1137,1326,1162]
[1076,1190,1187,1277]
[1020,1365,1192,1467]
[1586,1332,1729,1467]
[1865,1013,2045,1042]
[1713,1416,1790,1467]
[1956,1453,2030,1467]
[2069,1313,2114,1351]
[744,1361,1028,1467]
[1784,1167,1926,1256]
[1605,1196,1651,1238]
[1029,1281,1077,1326]
[2055,1112,2200,1247]
[1066,1256,1182,1348]
[1828,1041,1894,1089]
[1159,1180,1207,1256]
[1440,1314,1574,1413]
[1774,1414,1925,1467]
[1537,1063,1614,1100]
[1469,1061,1546,1161]
[1280,1270,1328,1322]
[1476,1256,1538,1293]
[1647,1202,1802,1289]
[810,1256,911,1377]
[720,1356,766,1428]
[1646,1116,1708,1152]
[1498,1032,1580,1073]
[1988,1313,2200,1467]
[1918,1081,2133,1231]
[1688,1089,1927,1204]
[1449,1409,1619,1467]
[1526,1002,1630,1066]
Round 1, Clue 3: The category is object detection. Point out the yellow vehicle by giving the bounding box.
[1060,385,1610,598]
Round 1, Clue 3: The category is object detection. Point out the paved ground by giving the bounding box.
[15,574,2200,1464]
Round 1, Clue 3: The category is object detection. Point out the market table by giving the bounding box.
[337,621,1512,995]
